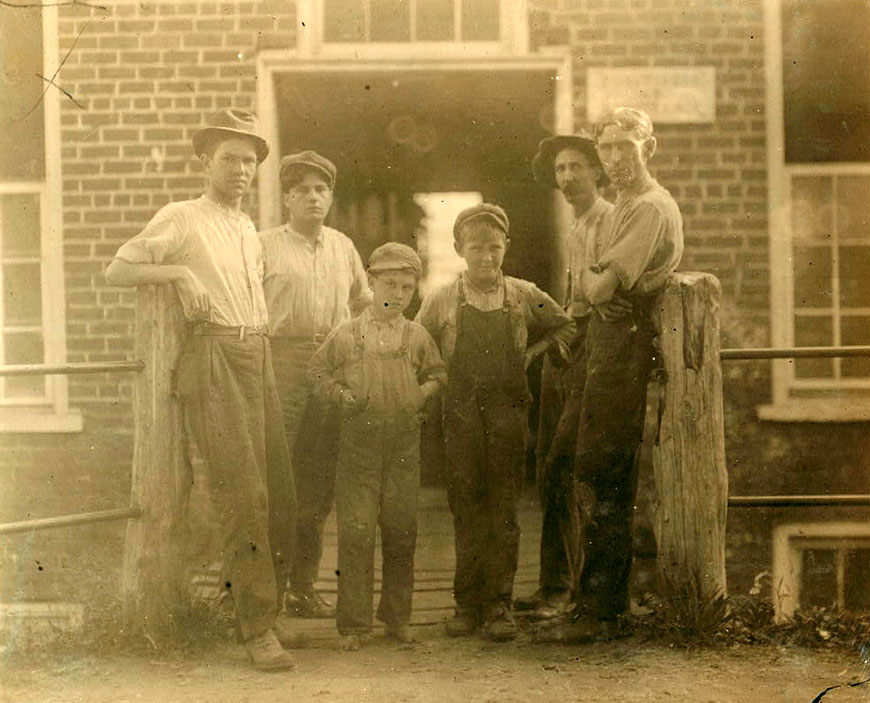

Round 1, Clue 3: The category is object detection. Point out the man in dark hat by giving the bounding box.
[259,150,372,618]
[514,133,615,621]
[105,109,297,671]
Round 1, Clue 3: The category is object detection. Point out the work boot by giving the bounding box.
[338,634,363,651]
[513,588,544,612]
[287,589,336,618]
[385,622,417,644]
[273,613,305,649]
[482,605,518,642]
[244,629,296,671]
[531,590,573,621]
[445,608,478,637]
[531,612,600,644]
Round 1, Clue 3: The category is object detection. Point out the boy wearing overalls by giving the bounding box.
[416,204,575,641]
[309,242,446,651]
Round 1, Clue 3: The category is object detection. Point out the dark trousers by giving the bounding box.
[535,319,589,595]
[178,335,295,640]
[444,393,528,616]
[575,313,654,620]
[335,414,420,635]
[270,339,341,596]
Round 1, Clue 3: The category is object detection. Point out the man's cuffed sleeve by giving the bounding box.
[113,207,186,265]
[527,283,576,364]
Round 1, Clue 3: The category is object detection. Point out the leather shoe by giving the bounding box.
[385,623,417,644]
[483,605,518,642]
[530,591,573,621]
[244,629,296,671]
[532,613,599,644]
[445,609,478,637]
[513,588,544,612]
[287,590,336,618]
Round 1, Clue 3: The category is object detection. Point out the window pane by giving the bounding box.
[370,0,411,41]
[801,549,838,610]
[841,316,870,377]
[793,245,832,308]
[795,315,834,378]
[792,176,832,240]
[417,0,454,40]
[837,176,870,240]
[461,0,499,40]
[4,331,44,398]
[3,262,42,326]
[0,6,45,179]
[324,0,366,42]
[783,0,870,163]
[1,193,41,257]
[839,245,870,308]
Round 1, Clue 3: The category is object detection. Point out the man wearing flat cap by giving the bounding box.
[514,133,614,621]
[106,109,296,671]
[259,150,373,618]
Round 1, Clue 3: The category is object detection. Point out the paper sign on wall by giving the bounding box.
[587,67,716,124]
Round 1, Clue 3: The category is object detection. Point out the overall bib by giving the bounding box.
[335,317,423,635]
[443,279,530,618]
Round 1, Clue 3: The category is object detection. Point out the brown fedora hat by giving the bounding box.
[531,132,608,189]
[192,109,270,162]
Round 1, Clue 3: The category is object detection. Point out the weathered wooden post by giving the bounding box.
[651,272,728,600]
[122,285,190,637]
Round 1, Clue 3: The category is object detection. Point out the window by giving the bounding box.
[763,0,870,420]
[323,0,501,43]
[0,7,77,432]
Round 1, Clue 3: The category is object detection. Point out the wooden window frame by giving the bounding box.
[0,7,80,432]
[760,0,870,422]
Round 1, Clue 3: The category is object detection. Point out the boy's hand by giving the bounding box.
[175,268,211,319]
[523,340,549,370]
[594,295,633,322]
[339,387,366,411]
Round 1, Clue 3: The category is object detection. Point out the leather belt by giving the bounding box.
[192,322,269,341]
[273,333,327,344]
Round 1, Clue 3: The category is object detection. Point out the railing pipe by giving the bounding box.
[0,507,141,535]
[0,361,145,376]
[720,345,870,360]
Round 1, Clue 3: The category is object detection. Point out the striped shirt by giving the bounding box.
[113,195,268,327]
[259,224,371,338]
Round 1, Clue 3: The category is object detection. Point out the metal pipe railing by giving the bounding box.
[0,507,142,535]
[0,360,145,377]
[729,495,870,508]
[720,345,870,361]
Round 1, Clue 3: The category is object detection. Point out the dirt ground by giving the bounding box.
[2,628,870,703]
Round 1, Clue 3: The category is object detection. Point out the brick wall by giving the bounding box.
[57,0,297,431]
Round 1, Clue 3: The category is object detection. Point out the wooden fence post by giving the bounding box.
[651,273,728,600]
[122,285,189,637]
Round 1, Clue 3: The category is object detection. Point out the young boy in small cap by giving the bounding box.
[309,242,446,651]
[415,204,575,641]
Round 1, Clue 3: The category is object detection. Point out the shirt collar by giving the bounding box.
[286,224,325,248]
[363,306,406,329]
[461,269,503,295]
[574,196,609,229]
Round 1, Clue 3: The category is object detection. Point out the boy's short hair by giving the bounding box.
[594,106,654,141]
[452,203,510,244]
[368,241,423,280]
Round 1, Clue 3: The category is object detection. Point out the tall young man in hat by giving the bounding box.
[259,151,372,618]
[105,109,297,671]
[514,134,614,621]
[542,107,683,642]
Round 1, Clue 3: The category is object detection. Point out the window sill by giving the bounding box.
[0,406,83,433]
[757,401,870,423]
